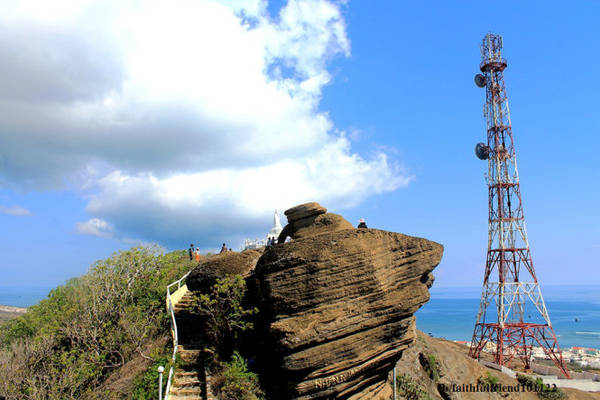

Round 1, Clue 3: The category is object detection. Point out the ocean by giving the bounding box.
[1,284,598,349]
[416,285,600,349]
[0,286,53,308]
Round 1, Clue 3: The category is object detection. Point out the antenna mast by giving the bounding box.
[469,33,570,378]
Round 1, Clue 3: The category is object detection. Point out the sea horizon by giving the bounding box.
[2,283,599,350]
[416,284,600,350]
[0,285,54,309]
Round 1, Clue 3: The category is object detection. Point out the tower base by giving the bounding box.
[469,322,571,378]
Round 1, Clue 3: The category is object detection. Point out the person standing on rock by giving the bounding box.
[220,243,227,254]
[357,218,368,229]
[188,244,194,260]
[195,247,201,262]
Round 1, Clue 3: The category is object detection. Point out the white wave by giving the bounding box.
[575,331,600,336]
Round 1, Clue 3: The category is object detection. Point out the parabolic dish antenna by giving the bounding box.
[475,142,490,160]
[474,74,486,88]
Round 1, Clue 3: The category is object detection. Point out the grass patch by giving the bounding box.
[419,353,441,382]
[477,371,500,392]
[396,374,432,400]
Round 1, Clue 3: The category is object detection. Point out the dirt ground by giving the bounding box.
[0,305,26,323]
[394,329,600,400]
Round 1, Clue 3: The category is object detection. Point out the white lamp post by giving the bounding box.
[393,366,397,400]
[158,365,165,400]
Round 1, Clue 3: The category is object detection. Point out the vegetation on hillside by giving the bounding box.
[212,351,264,400]
[0,246,195,400]
[395,374,432,400]
[0,309,26,324]
[516,374,566,400]
[190,274,258,358]
[190,275,264,400]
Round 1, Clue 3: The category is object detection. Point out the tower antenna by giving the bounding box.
[469,33,570,378]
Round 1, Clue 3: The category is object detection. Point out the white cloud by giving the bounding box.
[0,205,33,216]
[0,0,413,247]
[76,218,114,238]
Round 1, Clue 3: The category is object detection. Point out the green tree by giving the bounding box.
[190,275,257,357]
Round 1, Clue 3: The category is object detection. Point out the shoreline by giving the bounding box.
[0,304,27,313]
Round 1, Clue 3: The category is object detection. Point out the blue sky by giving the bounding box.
[0,0,598,289]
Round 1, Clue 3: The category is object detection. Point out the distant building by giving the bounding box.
[267,210,283,241]
[243,210,283,250]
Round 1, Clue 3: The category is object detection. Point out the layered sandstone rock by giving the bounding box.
[277,202,353,243]
[186,249,262,292]
[250,204,443,399]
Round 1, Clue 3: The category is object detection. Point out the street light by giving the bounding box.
[158,366,165,400]
[393,366,397,400]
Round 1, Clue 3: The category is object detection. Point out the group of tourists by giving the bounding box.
[188,218,368,261]
[188,244,202,261]
[188,243,232,262]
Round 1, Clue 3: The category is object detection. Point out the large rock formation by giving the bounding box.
[186,249,262,292]
[183,202,443,399]
[250,202,443,399]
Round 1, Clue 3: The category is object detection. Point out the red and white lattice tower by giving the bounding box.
[468,33,570,378]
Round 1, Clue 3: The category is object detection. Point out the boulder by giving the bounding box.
[250,209,443,399]
[284,202,327,223]
[278,202,351,243]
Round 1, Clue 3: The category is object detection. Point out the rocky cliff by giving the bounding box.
[186,202,443,399]
[249,203,443,399]
[187,249,262,292]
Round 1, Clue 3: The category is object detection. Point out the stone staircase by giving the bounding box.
[168,291,216,400]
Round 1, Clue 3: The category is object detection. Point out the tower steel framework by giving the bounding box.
[468,33,570,379]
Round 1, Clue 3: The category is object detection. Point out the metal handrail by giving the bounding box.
[163,269,193,400]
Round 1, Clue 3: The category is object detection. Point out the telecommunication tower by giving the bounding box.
[469,33,570,378]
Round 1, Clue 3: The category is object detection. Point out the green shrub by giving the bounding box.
[213,352,264,400]
[131,353,173,400]
[0,246,195,400]
[190,275,257,357]
[477,371,500,391]
[516,374,566,400]
[418,353,441,382]
[396,374,431,400]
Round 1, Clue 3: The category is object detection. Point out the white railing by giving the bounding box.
[163,269,193,400]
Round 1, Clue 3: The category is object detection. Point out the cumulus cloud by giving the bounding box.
[0,205,32,216]
[76,218,114,238]
[0,0,412,248]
